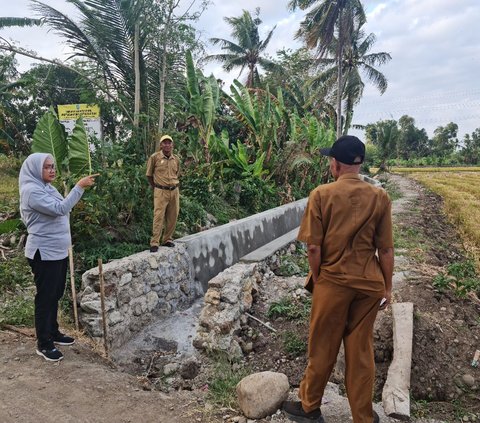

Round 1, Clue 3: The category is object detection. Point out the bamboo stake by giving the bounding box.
[245,312,277,333]
[97,259,109,358]
[68,247,79,331]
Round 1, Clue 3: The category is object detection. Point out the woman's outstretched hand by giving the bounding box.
[77,174,100,188]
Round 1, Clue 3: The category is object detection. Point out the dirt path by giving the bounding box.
[0,331,204,423]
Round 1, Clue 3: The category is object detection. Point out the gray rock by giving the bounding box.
[163,363,179,376]
[236,371,289,419]
[462,374,475,387]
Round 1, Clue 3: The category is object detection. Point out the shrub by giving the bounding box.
[267,297,311,320]
[0,296,35,326]
[0,254,31,293]
[176,195,207,236]
[433,259,480,297]
[283,331,307,356]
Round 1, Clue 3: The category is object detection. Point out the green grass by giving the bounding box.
[379,177,403,201]
[433,259,480,297]
[283,331,307,356]
[0,254,31,293]
[0,219,21,234]
[411,398,430,418]
[0,155,19,215]
[207,354,250,408]
[275,254,310,277]
[0,173,18,215]
[267,297,311,321]
[393,224,427,262]
[0,296,34,326]
[274,244,310,277]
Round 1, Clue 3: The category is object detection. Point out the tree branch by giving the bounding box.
[0,43,134,124]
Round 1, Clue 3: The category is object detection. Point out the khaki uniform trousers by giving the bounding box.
[150,187,179,247]
[299,279,381,423]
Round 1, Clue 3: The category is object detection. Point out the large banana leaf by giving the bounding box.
[68,116,92,176]
[32,107,68,172]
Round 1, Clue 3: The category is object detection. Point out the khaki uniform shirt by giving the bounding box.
[297,173,393,297]
[146,151,180,186]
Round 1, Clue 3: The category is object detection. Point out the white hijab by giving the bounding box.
[19,153,63,220]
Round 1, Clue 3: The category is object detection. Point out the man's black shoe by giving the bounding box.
[36,347,64,362]
[162,241,175,247]
[373,410,380,423]
[150,246,158,252]
[282,401,324,423]
[54,334,75,346]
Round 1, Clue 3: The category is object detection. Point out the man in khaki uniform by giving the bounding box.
[283,135,394,423]
[146,135,180,252]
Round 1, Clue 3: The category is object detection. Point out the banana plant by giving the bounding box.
[285,114,336,188]
[209,130,268,179]
[184,50,220,163]
[227,80,288,167]
[32,107,92,179]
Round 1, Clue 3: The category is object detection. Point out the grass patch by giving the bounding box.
[393,224,425,250]
[0,253,31,293]
[0,296,34,326]
[207,354,250,408]
[283,331,307,357]
[380,177,403,201]
[411,398,431,418]
[433,259,480,297]
[275,255,310,277]
[0,173,19,215]
[0,219,21,234]
[267,297,311,321]
[274,244,310,277]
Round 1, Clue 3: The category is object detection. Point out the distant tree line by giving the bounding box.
[364,116,480,169]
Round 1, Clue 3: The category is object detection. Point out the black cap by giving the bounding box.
[320,135,365,165]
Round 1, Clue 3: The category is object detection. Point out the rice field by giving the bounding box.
[409,171,480,261]
[371,166,480,174]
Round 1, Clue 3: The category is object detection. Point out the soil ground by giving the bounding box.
[1,174,479,423]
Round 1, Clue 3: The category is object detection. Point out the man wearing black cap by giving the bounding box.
[283,135,394,423]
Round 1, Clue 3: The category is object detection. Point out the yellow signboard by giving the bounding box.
[58,104,102,138]
[58,104,100,120]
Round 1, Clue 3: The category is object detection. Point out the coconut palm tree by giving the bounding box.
[204,8,277,88]
[313,28,391,133]
[288,0,366,136]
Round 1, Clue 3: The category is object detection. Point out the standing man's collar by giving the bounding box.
[159,151,174,159]
[337,173,361,181]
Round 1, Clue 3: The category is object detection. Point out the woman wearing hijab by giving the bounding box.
[19,152,98,362]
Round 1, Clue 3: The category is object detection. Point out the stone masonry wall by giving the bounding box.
[193,262,263,358]
[79,244,203,351]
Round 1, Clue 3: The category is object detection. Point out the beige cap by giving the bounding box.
[159,134,173,143]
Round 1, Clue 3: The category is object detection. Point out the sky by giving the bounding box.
[2,0,480,139]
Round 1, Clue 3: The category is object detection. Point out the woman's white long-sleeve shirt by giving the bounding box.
[22,185,84,260]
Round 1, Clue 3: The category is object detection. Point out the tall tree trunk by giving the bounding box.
[157,0,174,151]
[158,48,167,146]
[248,63,254,88]
[134,22,140,128]
[336,15,344,138]
[336,50,343,138]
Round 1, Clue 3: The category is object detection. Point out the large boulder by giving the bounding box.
[236,371,289,419]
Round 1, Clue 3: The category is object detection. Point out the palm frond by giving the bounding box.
[0,17,42,29]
